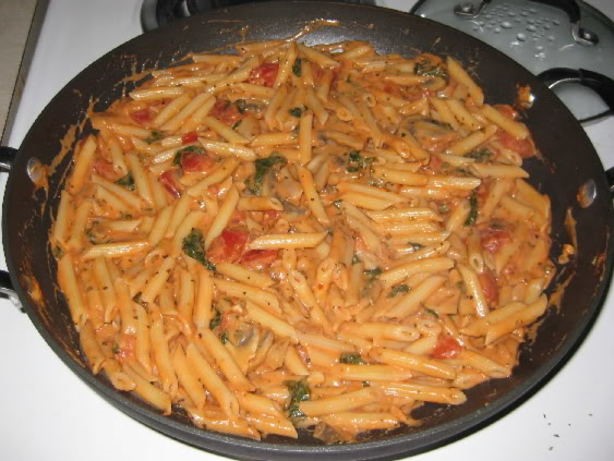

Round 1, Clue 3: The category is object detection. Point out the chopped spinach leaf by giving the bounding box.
[234,98,262,114]
[292,58,302,77]
[209,309,222,330]
[247,154,287,195]
[145,130,164,144]
[182,228,216,271]
[285,379,310,419]
[464,191,478,226]
[467,148,493,162]
[173,145,205,165]
[289,106,303,118]
[351,254,361,265]
[389,284,410,297]
[234,98,248,113]
[339,352,366,365]
[219,331,229,344]
[115,173,135,191]
[363,267,382,280]
[346,150,373,173]
[414,58,448,79]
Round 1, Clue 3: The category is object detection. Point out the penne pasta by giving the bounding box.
[50,39,555,444]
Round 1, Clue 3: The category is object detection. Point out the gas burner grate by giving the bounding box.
[141,0,376,31]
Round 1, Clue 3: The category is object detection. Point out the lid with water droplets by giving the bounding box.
[412,0,614,122]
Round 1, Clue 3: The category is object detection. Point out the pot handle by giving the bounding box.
[537,68,614,123]
[0,270,21,309]
[0,146,16,172]
[0,146,21,308]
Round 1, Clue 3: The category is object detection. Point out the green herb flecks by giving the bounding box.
[465,191,478,226]
[209,309,222,330]
[346,150,373,173]
[351,254,361,265]
[234,99,262,114]
[182,228,216,271]
[173,145,205,165]
[292,58,302,77]
[247,154,287,195]
[145,130,165,144]
[363,267,383,280]
[467,148,493,162]
[389,284,410,298]
[414,58,448,80]
[115,173,135,191]
[289,106,303,118]
[339,352,366,365]
[285,379,311,420]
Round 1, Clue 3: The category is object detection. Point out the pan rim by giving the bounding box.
[4,2,614,459]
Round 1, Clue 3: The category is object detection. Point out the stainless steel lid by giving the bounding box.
[412,0,614,122]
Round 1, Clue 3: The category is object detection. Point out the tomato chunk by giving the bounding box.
[480,225,511,254]
[497,130,536,158]
[114,333,136,363]
[93,158,119,181]
[431,335,462,359]
[240,249,279,271]
[159,170,182,198]
[181,131,198,145]
[478,269,499,306]
[130,107,153,125]
[180,151,216,173]
[494,104,519,120]
[207,228,250,264]
[211,99,242,125]
[248,62,279,88]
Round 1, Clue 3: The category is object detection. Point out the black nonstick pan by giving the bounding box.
[1,2,612,460]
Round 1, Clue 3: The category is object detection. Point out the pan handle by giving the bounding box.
[0,271,21,309]
[0,146,16,172]
[0,146,21,308]
[537,68,614,123]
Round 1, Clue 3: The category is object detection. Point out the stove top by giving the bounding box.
[141,0,376,31]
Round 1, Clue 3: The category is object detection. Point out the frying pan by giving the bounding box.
[1,2,613,460]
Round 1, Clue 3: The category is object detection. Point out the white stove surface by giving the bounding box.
[1,1,613,460]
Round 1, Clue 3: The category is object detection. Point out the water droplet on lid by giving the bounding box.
[527,25,537,32]
[553,19,560,25]
[529,7,537,13]
[536,45,544,51]
[501,21,513,29]
[508,11,516,16]
[527,18,535,24]
[521,10,529,16]
[494,27,501,33]
[547,35,555,41]
[544,24,551,30]
[517,32,527,41]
